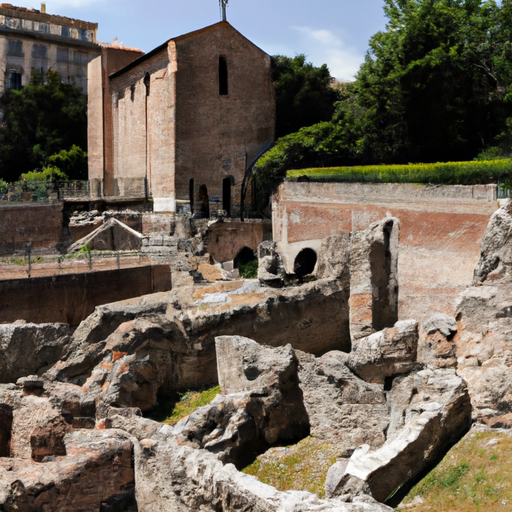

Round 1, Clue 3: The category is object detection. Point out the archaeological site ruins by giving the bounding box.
[2,7,512,512]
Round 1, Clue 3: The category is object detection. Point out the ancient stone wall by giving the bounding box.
[273,182,498,320]
[0,264,172,326]
[204,221,271,263]
[0,203,63,255]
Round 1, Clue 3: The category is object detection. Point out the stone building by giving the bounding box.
[88,21,275,216]
[0,2,99,93]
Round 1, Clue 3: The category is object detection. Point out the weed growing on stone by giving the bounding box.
[147,386,221,425]
[238,259,258,278]
[242,436,338,498]
[399,429,512,511]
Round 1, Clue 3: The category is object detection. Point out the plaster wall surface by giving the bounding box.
[0,5,99,93]
[0,203,63,255]
[274,181,498,320]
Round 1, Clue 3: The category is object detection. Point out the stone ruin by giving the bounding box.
[0,204,511,509]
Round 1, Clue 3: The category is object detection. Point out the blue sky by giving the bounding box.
[33,0,388,81]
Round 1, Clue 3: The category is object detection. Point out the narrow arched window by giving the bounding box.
[143,72,150,96]
[219,56,228,96]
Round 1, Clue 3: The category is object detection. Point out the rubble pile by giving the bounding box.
[0,205,510,509]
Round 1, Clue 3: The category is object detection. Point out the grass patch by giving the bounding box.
[147,385,221,425]
[399,429,512,511]
[238,259,258,278]
[1,256,44,265]
[242,436,338,498]
[287,159,512,186]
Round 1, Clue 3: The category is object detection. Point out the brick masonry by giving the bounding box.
[273,181,499,321]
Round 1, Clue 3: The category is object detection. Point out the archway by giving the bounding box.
[189,179,195,215]
[294,248,317,277]
[234,246,257,278]
[198,185,209,218]
[222,176,234,216]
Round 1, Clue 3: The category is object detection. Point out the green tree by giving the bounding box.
[272,54,340,138]
[351,0,512,163]
[0,69,87,182]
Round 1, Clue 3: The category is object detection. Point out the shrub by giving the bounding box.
[287,159,512,186]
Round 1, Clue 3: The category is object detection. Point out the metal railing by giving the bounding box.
[0,180,90,203]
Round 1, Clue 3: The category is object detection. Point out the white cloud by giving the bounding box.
[291,26,363,81]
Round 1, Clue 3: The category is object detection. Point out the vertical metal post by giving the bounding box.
[26,242,32,278]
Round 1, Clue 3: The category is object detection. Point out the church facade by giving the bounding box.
[88,21,275,216]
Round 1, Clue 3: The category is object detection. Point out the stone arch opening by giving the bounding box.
[198,185,210,218]
[234,246,257,277]
[219,56,228,96]
[189,178,195,214]
[294,248,317,277]
[222,176,234,216]
[143,72,150,96]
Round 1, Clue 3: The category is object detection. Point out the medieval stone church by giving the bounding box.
[88,21,275,217]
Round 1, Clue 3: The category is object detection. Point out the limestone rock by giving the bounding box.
[473,199,512,284]
[297,350,389,451]
[174,336,310,468]
[327,369,471,504]
[80,316,185,411]
[197,263,232,282]
[345,320,418,384]
[120,413,395,511]
[0,430,135,511]
[257,240,285,287]
[349,218,399,341]
[47,277,352,393]
[418,314,458,369]
[316,234,351,280]
[0,323,71,383]
[453,202,512,423]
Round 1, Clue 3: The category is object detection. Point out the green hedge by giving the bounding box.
[286,159,512,185]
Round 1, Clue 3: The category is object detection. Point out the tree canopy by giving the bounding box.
[0,70,87,182]
[251,0,512,214]
[255,0,512,200]
[272,54,340,138]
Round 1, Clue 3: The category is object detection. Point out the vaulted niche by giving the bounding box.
[222,176,234,216]
[219,56,228,96]
[143,72,150,96]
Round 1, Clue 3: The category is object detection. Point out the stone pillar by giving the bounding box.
[349,218,399,341]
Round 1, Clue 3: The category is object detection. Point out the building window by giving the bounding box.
[219,56,228,96]
[57,48,68,62]
[6,72,22,90]
[6,40,23,57]
[143,72,150,96]
[32,44,48,60]
[73,51,88,65]
[61,26,70,37]
[78,28,88,41]
[39,23,49,33]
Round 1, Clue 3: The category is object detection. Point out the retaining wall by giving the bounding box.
[273,182,498,320]
[0,265,172,326]
[0,203,63,255]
